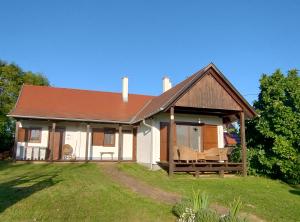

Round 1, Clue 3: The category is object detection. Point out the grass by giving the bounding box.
[1,161,299,222]
[0,161,174,222]
[118,163,300,222]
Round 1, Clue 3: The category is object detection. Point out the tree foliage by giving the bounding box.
[246,69,300,184]
[0,60,49,152]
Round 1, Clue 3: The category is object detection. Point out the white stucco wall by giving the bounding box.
[136,112,225,168]
[136,122,152,165]
[16,120,49,160]
[123,131,133,160]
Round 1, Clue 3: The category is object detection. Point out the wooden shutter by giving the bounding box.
[160,123,168,161]
[18,128,27,142]
[159,123,176,162]
[92,128,104,146]
[202,125,218,150]
[132,128,137,161]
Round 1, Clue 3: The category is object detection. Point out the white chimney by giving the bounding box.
[122,76,128,103]
[162,76,172,92]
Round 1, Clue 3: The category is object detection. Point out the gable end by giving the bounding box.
[175,69,242,111]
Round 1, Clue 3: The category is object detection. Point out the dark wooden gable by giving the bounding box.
[175,68,242,111]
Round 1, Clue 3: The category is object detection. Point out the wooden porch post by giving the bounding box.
[50,122,56,161]
[12,121,20,161]
[118,125,123,162]
[85,124,90,161]
[240,111,247,176]
[168,106,175,176]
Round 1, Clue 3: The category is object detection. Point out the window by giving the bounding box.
[91,128,115,147]
[104,128,115,146]
[28,128,42,143]
[176,125,201,151]
[92,128,104,146]
[18,127,27,142]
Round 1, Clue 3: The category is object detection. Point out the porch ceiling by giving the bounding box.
[173,106,240,121]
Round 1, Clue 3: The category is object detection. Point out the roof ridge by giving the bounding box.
[160,64,210,110]
[23,84,155,98]
[132,64,210,123]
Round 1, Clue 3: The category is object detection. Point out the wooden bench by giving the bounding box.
[100,152,114,160]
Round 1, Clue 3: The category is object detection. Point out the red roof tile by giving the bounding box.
[9,85,154,123]
[9,63,256,123]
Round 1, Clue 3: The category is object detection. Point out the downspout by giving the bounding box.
[142,119,153,170]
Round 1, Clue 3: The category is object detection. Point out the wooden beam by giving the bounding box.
[132,128,137,161]
[118,125,123,162]
[240,111,247,176]
[85,124,90,161]
[174,166,242,172]
[168,106,175,176]
[12,121,20,161]
[50,122,56,161]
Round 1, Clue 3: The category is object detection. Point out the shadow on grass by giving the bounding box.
[289,189,300,196]
[289,184,300,196]
[0,173,61,213]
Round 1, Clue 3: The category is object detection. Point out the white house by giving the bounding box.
[9,63,256,175]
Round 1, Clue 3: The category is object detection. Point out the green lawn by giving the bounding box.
[0,162,174,222]
[118,163,300,222]
[1,162,299,222]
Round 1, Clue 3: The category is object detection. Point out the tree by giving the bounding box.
[0,60,49,152]
[246,69,300,184]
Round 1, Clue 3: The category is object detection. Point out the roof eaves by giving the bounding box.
[131,64,210,123]
[7,114,132,124]
[208,63,257,117]
[161,65,209,111]
[130,98,155,123]
[8,84,25,116]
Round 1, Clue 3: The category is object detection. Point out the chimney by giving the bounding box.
[122,76,128,103]
[162,76,172,92]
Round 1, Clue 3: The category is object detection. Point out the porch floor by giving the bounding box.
[158,161,243,174]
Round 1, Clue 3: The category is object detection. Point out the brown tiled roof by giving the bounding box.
[9,85,154,123]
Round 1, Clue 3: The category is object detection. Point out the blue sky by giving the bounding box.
[1,0,299,104]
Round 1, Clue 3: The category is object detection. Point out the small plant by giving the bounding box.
[220,198,245,222]
[173,191,247,222]
[191,190,209,211]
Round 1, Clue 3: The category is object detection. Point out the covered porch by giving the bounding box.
[13,119,137,162]
[159,106,247,176]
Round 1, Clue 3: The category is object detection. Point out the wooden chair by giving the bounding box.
[202,148,228,162]
[62,144,73,160]
[177,146,198,162]
[173,146,180,161]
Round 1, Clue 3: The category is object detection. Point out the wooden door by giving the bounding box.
[49,128,65,160]
[160,123,176,162]
[202,125,218,150]
[160,123,169,162]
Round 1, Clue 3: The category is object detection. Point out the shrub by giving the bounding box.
[173,191,247,222]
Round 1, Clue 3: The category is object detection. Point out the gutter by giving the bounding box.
[7,114,131,125]
[142,119,153,170]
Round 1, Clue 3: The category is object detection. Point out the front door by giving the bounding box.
[49,128,65,160]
